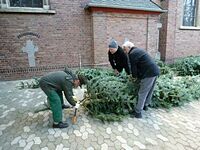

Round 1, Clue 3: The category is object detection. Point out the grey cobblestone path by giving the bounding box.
[0,80,200,150]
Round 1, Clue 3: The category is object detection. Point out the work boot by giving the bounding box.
[143,105,148,111]
[62,104,71,109]
[53,122,68,128]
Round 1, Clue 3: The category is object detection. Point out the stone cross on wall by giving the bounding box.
[22,39,38,67]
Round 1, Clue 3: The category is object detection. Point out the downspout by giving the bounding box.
[146,16,149,51]
[79,53,82,69]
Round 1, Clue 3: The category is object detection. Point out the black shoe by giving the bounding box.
[143,105,148,111]
[130,111,142,118]
[135,112,142,118]
[53,122,69,128]
[62,104,70,109]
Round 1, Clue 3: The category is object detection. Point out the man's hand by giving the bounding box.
[128,75,137,82]
[75,103,80,109]
[114,69,119,75]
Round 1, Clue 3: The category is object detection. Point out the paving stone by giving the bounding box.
[24,141,34,150]
[124,128,133,134]
[176,143,186,150]
[54,130,62,138]
[31,144,41,150]
[47,142,55,149]
[176,138,189,146]
[86,128,94,134]
[101,143,108,150]
[122,144,133,150]
[110,134,116,142]
[19,139,26,147]
[82,132,88,140]
[34,137,41,144]
[84,139,91,148]
[82,117,89,123]
[80,126,86,133]
[43,121,49,127]
[90,141,100,149]
[156,134,169,142]
[127,123,134,130]
[11,136,21,145]
[87,147,94,150]
[23,126,30,132]
[61,132,69,140]
[26,134,36,142]
[145,138,158,145]
[55,144,64,150]
[117,125,123,132]
[69,141,78,150]
[188,140,198,149]
[47,135,55,142]
[97,135,104,145]
[106,127,112,134]
[133,128,139,136]
[116,136,127,144]
[153,124,160,130]
[133,141,146,149]
[114,140,122,150]
[74,130,82,137]
[84,123,91,128]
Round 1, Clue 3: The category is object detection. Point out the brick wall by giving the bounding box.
[159,0,200,63]
[91,10,161,65]
[0,0,93,80]
[0,0,163,80]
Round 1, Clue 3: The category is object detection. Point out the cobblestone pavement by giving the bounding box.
[0,80,200,150]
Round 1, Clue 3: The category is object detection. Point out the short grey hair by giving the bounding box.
[122,41,135,49]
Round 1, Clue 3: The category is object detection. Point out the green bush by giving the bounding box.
[152,74,200,108]
[170,56,200,76]
[156,60,173,75]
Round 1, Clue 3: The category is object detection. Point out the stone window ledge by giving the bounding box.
[0,8,56,14]
[179,26,200,30]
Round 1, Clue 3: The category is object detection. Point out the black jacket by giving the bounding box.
[108,46,130,74]
[128,47,160,79]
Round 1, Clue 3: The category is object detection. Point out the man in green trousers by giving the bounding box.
[39,68,86,128]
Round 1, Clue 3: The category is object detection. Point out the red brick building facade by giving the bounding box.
[0,0,199,80]
[156,0,200,62]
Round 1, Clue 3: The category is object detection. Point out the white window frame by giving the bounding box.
[0,0,55,13]
[180,0,200,29]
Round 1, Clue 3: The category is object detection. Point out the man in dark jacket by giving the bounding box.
[108,39,130,75]
[122,41,160,118]
[39,68,87,128]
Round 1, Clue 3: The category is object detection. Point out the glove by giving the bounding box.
[72,96,78,102]
[75,103,80,109]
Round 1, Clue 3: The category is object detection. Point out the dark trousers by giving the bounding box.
[135,76,157,113]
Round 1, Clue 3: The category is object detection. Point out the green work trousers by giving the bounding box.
[45,90,63,123]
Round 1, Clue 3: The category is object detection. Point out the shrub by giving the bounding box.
[170,56,200,76]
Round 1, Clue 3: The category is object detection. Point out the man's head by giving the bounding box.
[109,39,118,54]
[122,41,135,54]
[73,74,87,88]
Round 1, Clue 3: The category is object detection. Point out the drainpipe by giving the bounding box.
[79,53,82,69]
[146,16,149,51]
[156,14,162,60]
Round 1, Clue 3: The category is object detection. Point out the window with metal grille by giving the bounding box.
[183,0,198,26]
[9,0,43,8]
[0,0,50,10]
